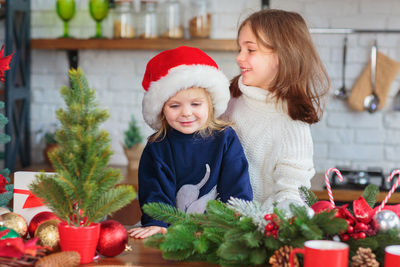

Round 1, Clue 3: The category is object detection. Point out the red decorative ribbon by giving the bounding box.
[13,189,45,208]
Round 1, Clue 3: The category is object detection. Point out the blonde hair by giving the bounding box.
[148,88,231,142]
[231,9,330,124]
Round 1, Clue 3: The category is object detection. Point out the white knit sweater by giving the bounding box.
[223,78,315,211]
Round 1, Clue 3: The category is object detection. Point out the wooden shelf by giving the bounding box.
[31,38,237,51]
[313,189,400,204]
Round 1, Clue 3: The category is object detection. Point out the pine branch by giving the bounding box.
[227,197,268,232]
[362,184,379,208]
[86,185,136,223]
[142,202,190,224]
[299,186,318,206]
[29,173,74,221]
[144,233,165,248]
[312,209,348,235]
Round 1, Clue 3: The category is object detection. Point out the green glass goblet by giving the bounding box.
[89,0,109,38]
[56,0,76,38]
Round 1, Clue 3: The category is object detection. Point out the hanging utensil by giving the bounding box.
[334,36,348,99]
[363,40,380,113]
[393,88,400,111]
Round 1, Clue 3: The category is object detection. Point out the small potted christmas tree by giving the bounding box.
[30,68,136,264]
[123,116,144,171]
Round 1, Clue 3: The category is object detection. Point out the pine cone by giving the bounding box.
[269,245,299,267]
[351,247,379,267]
[35,251,80,267]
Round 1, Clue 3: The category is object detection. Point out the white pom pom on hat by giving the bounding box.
[141,46,230,130]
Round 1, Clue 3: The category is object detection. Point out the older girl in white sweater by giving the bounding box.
[224,9,330,214]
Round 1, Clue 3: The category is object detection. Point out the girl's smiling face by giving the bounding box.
[236,23,279,90]
[163,87,210,134]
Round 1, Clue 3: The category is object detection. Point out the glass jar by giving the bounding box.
[138,0,158,39]
[113,0,135,38]
[159,0,183,38]
[189,0,211,38]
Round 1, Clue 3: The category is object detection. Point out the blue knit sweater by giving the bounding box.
[138,126,253,227]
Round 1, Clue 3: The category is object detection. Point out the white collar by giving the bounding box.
[238,76,287,113]
[238,76,271,102]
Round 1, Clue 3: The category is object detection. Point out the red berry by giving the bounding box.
[346,219,354,226]
[265,223,274,231]
[358,232,367,239]
[341,234,349,241]
[355,222,368,231]
[264,214,272,221]
[347,225,354,233]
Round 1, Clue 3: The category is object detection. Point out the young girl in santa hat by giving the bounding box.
[129,46,253,239]
[223,9,330,215]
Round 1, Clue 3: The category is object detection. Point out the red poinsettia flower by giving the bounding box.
[0,237,25,258]
[0,174,8,193]
[0,45,13,83]
[336,203,355,224]
[336,197,378,240]
[353,196,375,224]
[0,235,46,259]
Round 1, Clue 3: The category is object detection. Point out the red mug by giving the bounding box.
[289,240,349,267]
[385,245,400,267]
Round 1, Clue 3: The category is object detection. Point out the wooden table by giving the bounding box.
[81,238,217,267]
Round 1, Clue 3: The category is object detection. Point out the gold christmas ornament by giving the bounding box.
[269,245,299,267]
[1,212,28,237]
[351,247,379,267]
[35,219,60,251]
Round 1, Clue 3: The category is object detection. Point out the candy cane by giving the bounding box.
[378,169,400,213]
[325,168,344,209]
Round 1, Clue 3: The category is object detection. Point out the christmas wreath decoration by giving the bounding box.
[143,168,400,266]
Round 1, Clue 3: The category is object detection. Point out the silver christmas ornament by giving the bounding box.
[374,210,400,232]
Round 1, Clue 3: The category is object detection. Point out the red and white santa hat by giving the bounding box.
[142,46,230,130]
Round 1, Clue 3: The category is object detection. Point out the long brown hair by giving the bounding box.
[149,88,231,142]
[231,9,330,124]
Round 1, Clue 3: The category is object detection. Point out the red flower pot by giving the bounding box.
[58,221,100,264]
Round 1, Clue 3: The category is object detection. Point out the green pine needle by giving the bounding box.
[299,186,318,206]
[362,184,379,208]
[242,231,262,248]
[144,233,165,248]
[249,248,268,265]
[142,202,189,224]
[193,236,210,254]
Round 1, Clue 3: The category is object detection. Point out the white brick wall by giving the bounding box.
[28,0,400,174]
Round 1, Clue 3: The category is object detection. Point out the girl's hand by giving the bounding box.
[128,226,167,239]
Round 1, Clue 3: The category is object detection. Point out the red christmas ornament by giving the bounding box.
[28,211,60,238]
[97,220,128,257]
